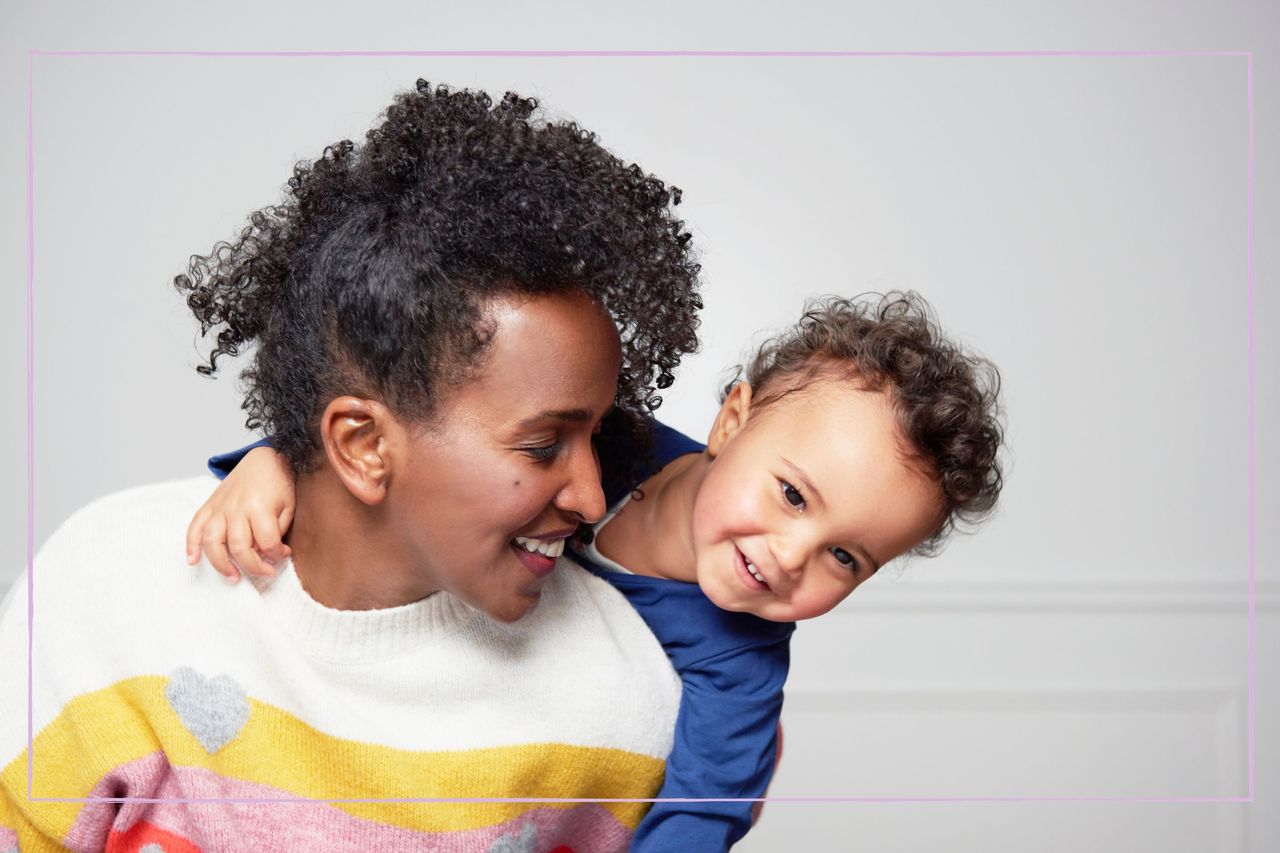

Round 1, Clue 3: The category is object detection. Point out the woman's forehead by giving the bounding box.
[443,291,622,424]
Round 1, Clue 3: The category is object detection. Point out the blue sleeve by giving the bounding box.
[207,438,274,480]
[630,638,788,852]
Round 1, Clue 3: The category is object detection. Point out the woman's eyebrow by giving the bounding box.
[515,409,596,430]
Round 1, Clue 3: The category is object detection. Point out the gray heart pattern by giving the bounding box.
[488,822,537,853]
[164,667,251,755]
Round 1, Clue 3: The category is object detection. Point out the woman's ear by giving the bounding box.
[706,382,754,458]
[319,396,395,506]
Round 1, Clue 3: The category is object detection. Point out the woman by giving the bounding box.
[0,80,701,852]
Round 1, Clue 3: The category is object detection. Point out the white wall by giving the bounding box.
[1,2,1275,850]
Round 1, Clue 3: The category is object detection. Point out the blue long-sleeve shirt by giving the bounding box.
[567,422,794,852]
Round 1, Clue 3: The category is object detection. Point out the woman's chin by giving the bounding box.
[483,590,543,624]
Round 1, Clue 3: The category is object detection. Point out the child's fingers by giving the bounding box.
[200,516,240,582]
[202,537,241,583]
[226,515,272,579]
[277,503,295,549]
[185,506,211,565]
[277,505,293,560]
[247,508,287,570]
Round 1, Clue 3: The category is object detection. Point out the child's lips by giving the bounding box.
[734,546,771,592]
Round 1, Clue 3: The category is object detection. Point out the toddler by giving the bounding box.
[191,291,1003,851]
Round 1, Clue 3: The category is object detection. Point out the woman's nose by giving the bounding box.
[554,440,607,524]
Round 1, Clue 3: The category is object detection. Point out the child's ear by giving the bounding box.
[319,396,395,506]
[706,382,754,458]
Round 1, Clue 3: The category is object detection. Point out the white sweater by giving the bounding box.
[0,477,680,852]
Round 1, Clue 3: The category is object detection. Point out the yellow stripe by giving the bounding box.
[3,676,663,836]
[1,788,63,853]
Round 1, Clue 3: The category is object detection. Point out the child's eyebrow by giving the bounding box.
[781,458,825,510]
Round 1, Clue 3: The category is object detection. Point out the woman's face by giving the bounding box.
[387,290,622,623]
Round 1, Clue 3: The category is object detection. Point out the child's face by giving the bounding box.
[691,379,945,622]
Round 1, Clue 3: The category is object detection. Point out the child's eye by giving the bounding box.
[525,443,562,461]
[830,547,857,569]
[780,480,806,511]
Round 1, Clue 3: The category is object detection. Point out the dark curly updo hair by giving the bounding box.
[723,292,1004,556]
[175,80,701,476]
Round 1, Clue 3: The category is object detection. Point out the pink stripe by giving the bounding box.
[65,753,632,852]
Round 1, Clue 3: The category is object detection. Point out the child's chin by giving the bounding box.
[712,588,791,622]
[700,580,753,615]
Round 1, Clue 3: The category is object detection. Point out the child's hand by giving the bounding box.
[187,446,296,582]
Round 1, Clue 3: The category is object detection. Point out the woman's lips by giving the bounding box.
[509,529,574,579]
[511,542,557,578]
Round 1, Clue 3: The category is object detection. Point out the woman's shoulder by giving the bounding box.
[40,477,212,564]
[528,558,680,658]
[31,476,224,614]
[50,476,218,533]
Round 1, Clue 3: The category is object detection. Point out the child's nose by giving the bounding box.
[771,539,808,576]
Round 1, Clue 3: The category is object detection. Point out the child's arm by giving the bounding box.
[631,637,789,852]
[187,444,296,582]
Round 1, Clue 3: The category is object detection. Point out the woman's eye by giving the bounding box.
[525,443,562,461]
[780,480,806,510]
[830,547,857,569]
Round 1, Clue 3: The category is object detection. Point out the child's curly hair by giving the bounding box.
[723,292,1004,556]
[175,80,702,475]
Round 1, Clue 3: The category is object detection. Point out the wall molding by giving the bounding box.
[779,684,1247,800]
[841,578,1280,612]
[783,684,1241,713]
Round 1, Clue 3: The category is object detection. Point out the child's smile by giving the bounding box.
[734,545,773,591]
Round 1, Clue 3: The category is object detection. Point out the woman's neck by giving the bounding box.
[288,471,434,610]
[595,451,709,583]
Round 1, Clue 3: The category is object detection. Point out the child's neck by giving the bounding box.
[593,450,709,583]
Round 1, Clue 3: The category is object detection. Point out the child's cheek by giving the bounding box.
[694,470,753,543]
[729,478,774,535]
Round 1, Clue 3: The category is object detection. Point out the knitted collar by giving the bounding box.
[256,560,482,663]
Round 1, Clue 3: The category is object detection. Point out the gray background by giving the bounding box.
[1,1,1275,850]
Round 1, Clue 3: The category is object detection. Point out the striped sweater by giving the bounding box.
[0,477,681,852]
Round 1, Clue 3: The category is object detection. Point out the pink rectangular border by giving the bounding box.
[24,49,1256,805]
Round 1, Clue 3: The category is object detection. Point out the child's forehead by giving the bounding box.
[756,375,891,424]
[754,359,876,403]
[743,382,947,539]
[751,379,936,480]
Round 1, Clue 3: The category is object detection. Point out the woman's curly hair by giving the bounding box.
[174,81,702,476]
[723,292,1004,556]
